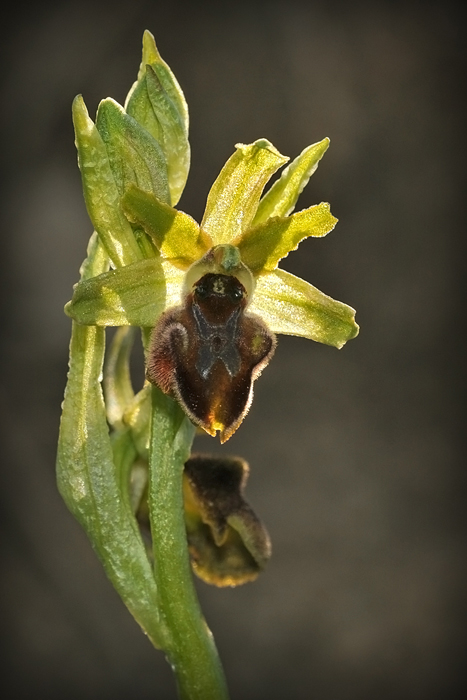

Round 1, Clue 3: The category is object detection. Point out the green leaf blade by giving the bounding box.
[125,31,190,206]
[72,96,143,268]
[126,30,189,134]
[96,98,170,205]
[57,236,166,649]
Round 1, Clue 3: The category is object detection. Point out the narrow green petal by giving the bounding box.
[238,202,338,273]
[249,269,359,348]
[252,138,330,224]
[201,140,289,245]
[96,98,170,205]
[122,184,208,266]
[72,95,143,268]
[65,258,185,327]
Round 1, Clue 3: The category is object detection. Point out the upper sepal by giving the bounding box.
[201,140,289,245]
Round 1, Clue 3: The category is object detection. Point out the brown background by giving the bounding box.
[1,1,466,698]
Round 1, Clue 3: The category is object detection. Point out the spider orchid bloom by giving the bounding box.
[66,135,358,441]
[65,34,358,442]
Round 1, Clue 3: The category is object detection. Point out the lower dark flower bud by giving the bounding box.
[183,454,271,587]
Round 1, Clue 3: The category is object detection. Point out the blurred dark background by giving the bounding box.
[1,1,466,698]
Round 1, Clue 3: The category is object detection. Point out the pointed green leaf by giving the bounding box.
[96,98,170,205]
[57,242,165,650]
[126,30,189,135]
[201,140,289,245]
[249,269,359,348]
[145,66,190,205]
[103,327,136,429]
[122,184,209,266]
[125,31,190,207]
[72,95,143,268]
[65,257,186,327]
[252,138,330,225]
[238,202,337,273]
[124,75,163,144]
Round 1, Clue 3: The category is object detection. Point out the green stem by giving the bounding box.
[149,387,230,700]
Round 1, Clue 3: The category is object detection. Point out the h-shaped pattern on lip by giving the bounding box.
[192,303,241,379]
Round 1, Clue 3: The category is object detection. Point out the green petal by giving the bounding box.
[238,202,338,273]
[121,184,209,266]
[72,96,143,268]
[249,269,359,348]
[252,138,330,224]
[201,140,289,245]
[96,98,170,205]
[65,258,186,327]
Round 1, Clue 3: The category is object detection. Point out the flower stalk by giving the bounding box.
[149,388,229,699]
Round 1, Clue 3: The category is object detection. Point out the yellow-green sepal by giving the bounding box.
[237,202,337,274]
[249,268,359,348]
[252,138,330,225]
[65,257,186,327]
[72,96,143,268]
[96,98,170,204]
[122,184,210,267]
[201,140,289,245]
